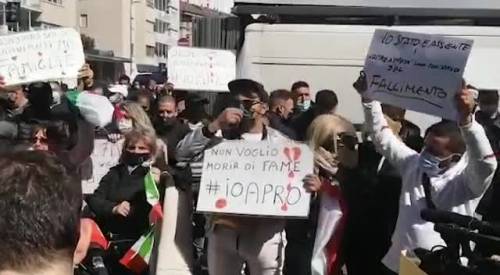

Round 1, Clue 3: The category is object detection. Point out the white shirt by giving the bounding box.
[363,101,497,272]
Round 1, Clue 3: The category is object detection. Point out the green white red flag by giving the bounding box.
[120,171,163,273]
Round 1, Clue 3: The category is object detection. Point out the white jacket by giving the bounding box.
[363,101,497,272]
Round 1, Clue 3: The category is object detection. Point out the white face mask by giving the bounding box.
[117,119,133,133]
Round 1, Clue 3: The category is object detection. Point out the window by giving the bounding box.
[146,45,155,57]
[79,14,88,28]
[45,0,63,4]
[155,43,168,58]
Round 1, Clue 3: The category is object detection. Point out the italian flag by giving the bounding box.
[120,171,163,274]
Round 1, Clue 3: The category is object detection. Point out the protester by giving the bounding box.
[137,89,156,121]
[176,79,289,275]
[108,84,129,105]
[353,73,497,274]
[87,129,162,275]
[178,93,211,130]
[474,89,500,256]
[268,89,296,139]
[0,151,84,275]
[154,95,190,165]
[292,89,339,141]
[381,104,423,151]
[285,114,358,275]
[119,74,131,87]
[291,81,312,113]
[5,85,28,120]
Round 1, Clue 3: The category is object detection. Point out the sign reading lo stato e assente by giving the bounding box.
[363,29,473,120]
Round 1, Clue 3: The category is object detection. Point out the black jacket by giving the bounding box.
[290,108,317,141]
[87,164,152,239]
[267,112,297,140]
[155,119,191,165]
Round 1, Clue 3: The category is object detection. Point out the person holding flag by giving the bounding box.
[87,129,164,274]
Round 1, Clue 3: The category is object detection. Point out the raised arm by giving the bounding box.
[456,89,498,196]
[354,73,417,171]
[176,108,242,162]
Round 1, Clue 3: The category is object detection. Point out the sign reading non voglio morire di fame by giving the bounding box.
[0,28,85,86]
[197,141,314,218]
[363,29,473,120]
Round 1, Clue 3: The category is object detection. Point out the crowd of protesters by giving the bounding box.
[0,62,499,275]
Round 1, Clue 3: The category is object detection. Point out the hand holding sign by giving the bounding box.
[197,142,313,217]
[456,85,476,125]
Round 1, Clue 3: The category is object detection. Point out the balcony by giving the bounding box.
[21,0,42,12]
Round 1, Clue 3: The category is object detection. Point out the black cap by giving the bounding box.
[228,79,268,103]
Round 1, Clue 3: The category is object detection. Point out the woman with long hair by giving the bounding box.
[286,114,359,275]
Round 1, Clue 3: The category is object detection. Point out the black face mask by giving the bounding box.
[122,151,150,166]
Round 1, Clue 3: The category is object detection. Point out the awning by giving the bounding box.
[137,64,159,73]
[85,53,131,63]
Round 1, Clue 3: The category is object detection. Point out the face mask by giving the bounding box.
[122,151,150,167]
[240,104,255,119]
[420,150,460,177]
[117,119,133,134]
[297,99,311,112]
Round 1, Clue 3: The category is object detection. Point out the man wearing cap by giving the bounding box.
[107,84,129,105]
[176,79,288,275]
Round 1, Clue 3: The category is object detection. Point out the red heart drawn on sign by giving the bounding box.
[215,198,227,209]
[287,184,292,192]
[288,171,295,178]
[283,147,291,161]
[292,147,302,161]
[281,204,288,211]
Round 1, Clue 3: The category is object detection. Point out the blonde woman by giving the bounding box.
[285,114,359,275]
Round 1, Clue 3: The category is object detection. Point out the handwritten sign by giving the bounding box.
[82,139,122,194]
[197,142,314,218]
[363,29,473,120]
[168,47,236,92]
[0,28,85,86]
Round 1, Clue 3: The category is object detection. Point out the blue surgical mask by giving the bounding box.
[420,150,461,177]
[297,99,311,112]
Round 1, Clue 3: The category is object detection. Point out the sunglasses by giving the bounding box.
[323,132,358,153]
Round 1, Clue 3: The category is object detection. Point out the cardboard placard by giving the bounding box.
[363,29,473,120]
[82,139,122,194]
[0,28,85,86]
[168,46,236,92]
[197,141,314,217]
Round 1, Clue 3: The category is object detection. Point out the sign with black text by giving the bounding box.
[197,142,314,218]
[363,29,473,120]
[0,28,85,86]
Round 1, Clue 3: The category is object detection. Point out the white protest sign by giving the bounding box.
[363,29,473,120]
[197,141,314,218]
[82,139,122,194]
[0,28,85,86]
[168,47,236,92]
